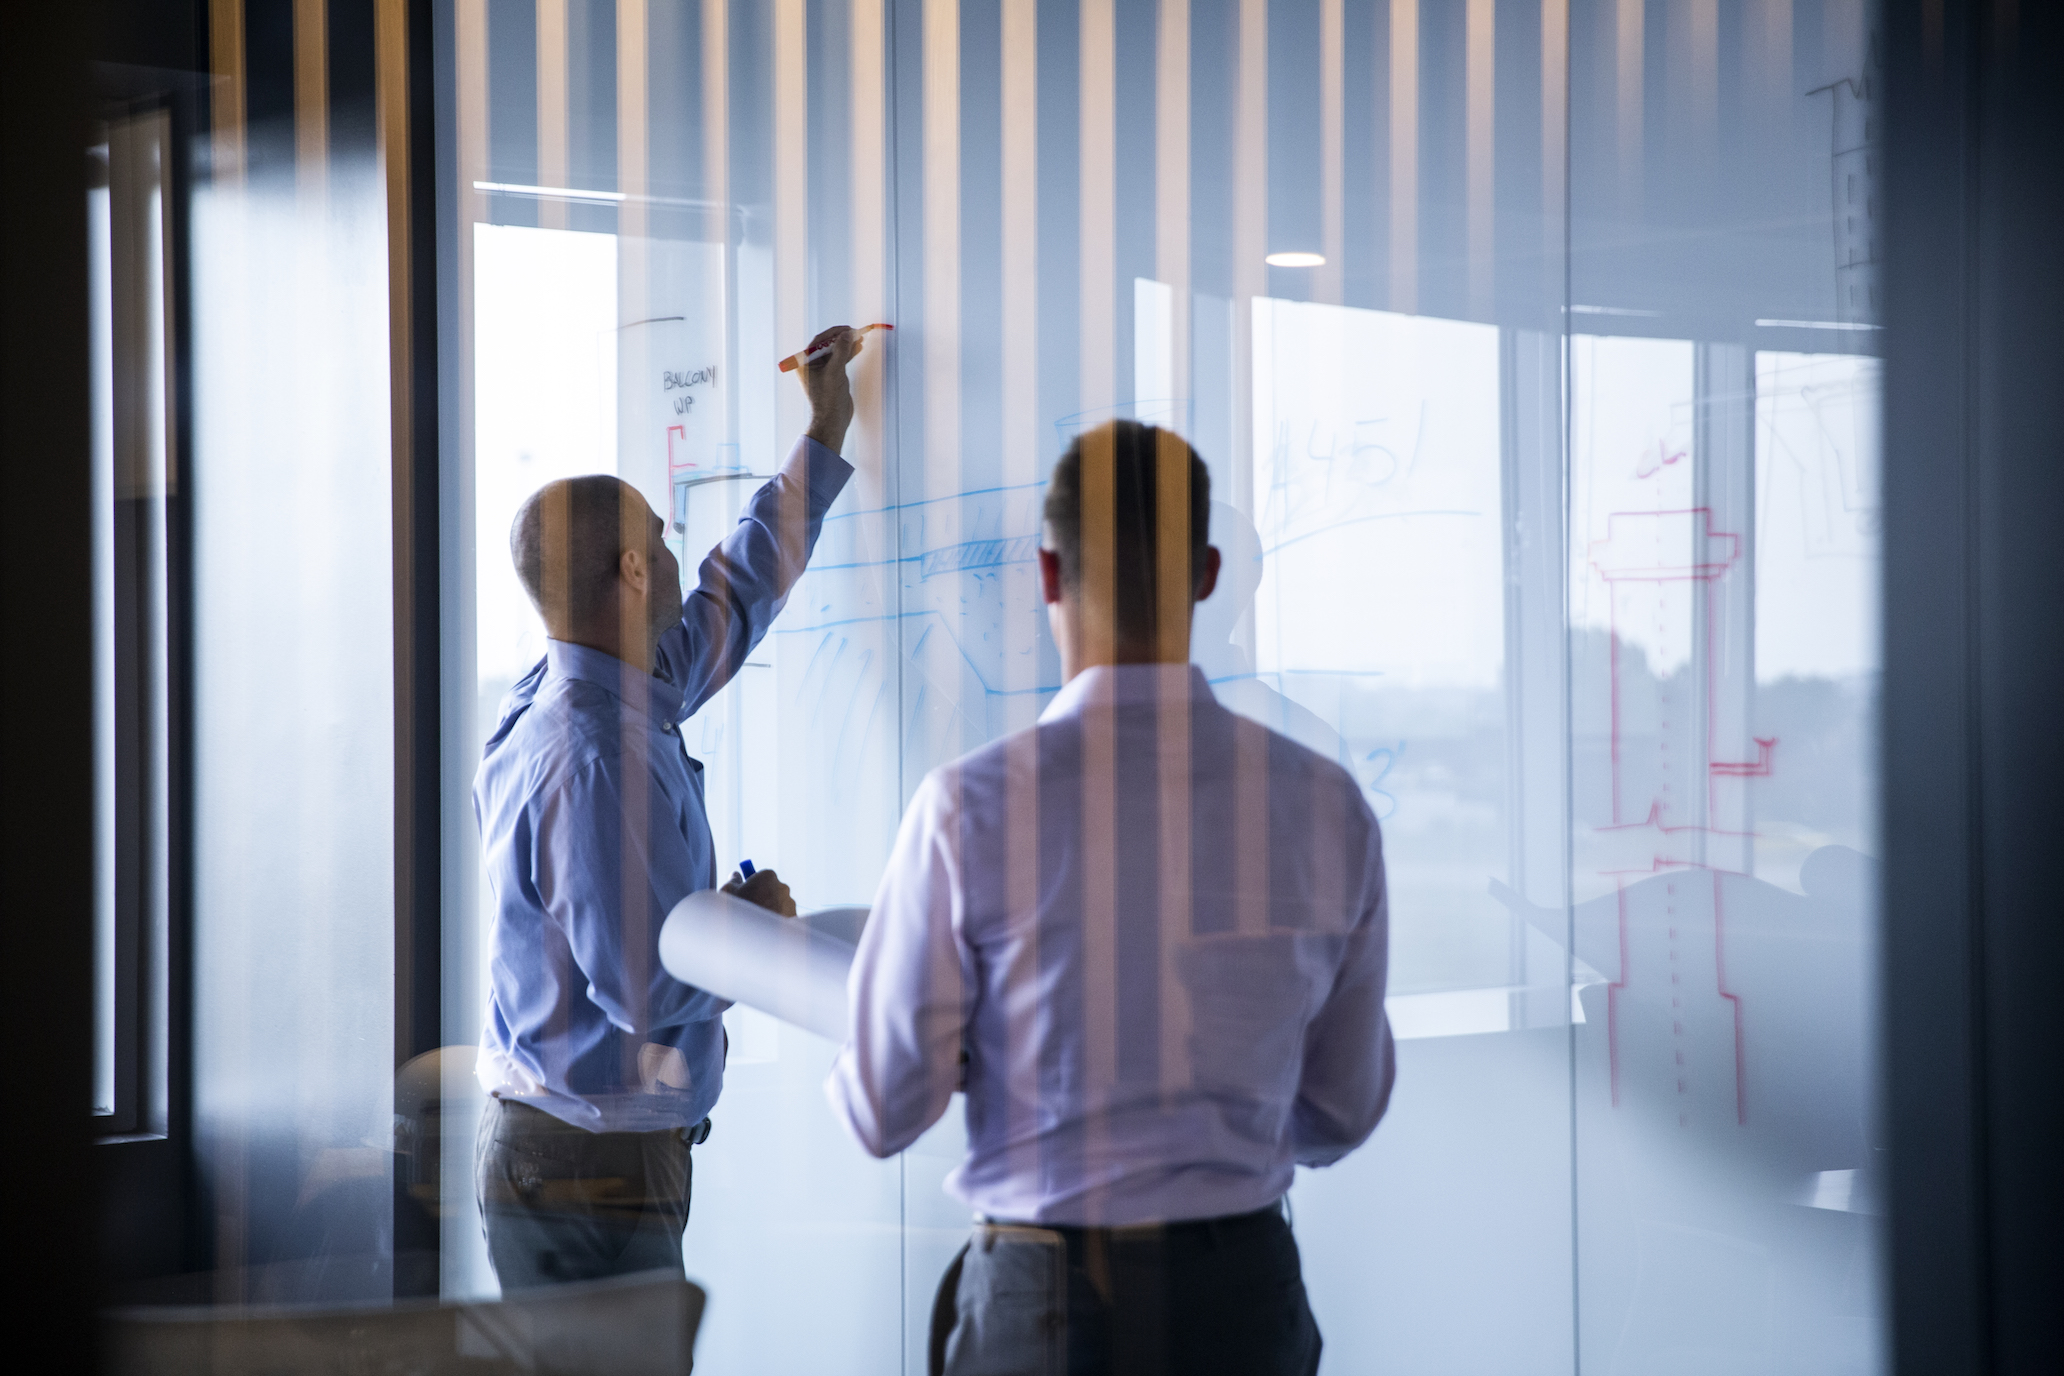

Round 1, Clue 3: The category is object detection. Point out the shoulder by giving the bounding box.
[936,719,1046,806]
[1264,720,1360,790]
[951,720,1040,784]
[488,678,622,797]
[894,722,1044,847]
[1210,700,1379,832]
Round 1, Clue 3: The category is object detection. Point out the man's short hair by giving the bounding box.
[511,475,641,625]
[1043,421,1212,647]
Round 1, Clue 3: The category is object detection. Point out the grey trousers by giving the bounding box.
[930,1204,1322,1376]
[475,1097,705,1292]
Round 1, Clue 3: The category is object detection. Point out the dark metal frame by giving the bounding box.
[89,61,206,1290]
[92,91,186,1146]
[3,1,100,1347]
[1883,2,2064,1371]
[392,0,445,1085]
[389,0,447,1296]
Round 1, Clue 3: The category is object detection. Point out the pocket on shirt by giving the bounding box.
[1175,933,1340,1097]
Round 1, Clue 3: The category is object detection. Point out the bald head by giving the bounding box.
[511,475,664,633]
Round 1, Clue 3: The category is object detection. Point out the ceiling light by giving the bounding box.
[1264,251,1326,268]
[1755,318,1884,331]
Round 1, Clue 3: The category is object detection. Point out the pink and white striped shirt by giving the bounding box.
[826,663,1395,1227]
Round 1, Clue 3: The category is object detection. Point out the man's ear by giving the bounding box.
[619,545,649,597]
[1195,544,1222,603]
[1037,547,1065,606]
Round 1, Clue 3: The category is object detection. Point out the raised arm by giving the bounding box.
[655,325,866,717]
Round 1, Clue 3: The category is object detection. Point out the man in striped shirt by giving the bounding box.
[828,421,1395,1375]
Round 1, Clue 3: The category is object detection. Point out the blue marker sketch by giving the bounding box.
[776,481,1057,782]
[1360,741,1404,820]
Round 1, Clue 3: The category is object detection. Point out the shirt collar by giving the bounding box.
[1037,663,1215,724]
[545,639,685,728]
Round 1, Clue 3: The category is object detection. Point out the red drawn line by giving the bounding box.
[1596,800,1758,842]
[1705,566,1720,815]
[1609,603,1623,824]
[1590,505,1758,1125]
[1588,506,1742,583]
[1608,880,1629,1109]
[1633,442,1688,479]
[1592,506,1746,825]
[667,424,698,476]
[1712,871,1747,1125]
[1710,737,1778,777]
[1598,863,1712,884]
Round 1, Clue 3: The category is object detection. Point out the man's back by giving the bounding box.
[474,433,853,1136]
[829,662,1394,1227]
[475,643,727,1133]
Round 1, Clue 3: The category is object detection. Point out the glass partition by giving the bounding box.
[433,2,1884,1371]
[1563,3,1885,1369]
[188,87,404,1302]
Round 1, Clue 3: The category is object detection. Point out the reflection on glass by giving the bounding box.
[1559,324,1882,1366]
[189,134,400,1302]
[1562,0,1885,1361]
[125,0,1887,1366]
[1253,299,1508,998]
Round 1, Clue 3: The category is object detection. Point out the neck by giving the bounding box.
[551,619,654,674]
[1054,608,1192,684]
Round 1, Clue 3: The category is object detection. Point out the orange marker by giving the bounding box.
[779,322,892,373]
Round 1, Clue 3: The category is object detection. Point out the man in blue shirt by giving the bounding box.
[474,326,865,1290]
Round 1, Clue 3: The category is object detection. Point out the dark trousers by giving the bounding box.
[930,1203,1322,1376]
[475,1097,703,1292]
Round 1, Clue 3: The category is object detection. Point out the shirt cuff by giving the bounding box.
[784,434,857,511]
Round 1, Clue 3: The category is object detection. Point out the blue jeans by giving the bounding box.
[475,1098,703,1292]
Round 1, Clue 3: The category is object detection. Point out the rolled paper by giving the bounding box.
[801,905,869,948]
[660,890,862,1042]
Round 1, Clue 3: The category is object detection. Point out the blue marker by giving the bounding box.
[739,859,757,878]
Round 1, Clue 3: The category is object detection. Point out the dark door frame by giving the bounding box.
[1883,2,2064,1371]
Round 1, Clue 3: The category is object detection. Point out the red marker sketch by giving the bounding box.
[1634,440,1689,479]
[1589,507,1740,827]
[667,424,698,479]
[1710,738,1778,778]
[1713,874,1747,1125]
[1588,506,1769,1127]
[1602,867,1748,1126]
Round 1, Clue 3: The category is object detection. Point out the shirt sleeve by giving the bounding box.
[1290,794,1397,1166]
[656,435,854,719]
[824,770,969,1158]
[533,756,732,1036]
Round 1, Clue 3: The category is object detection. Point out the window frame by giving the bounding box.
[90,93,191,1148]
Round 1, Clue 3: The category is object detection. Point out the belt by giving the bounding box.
[976,1199,1286,1244]
[491,1096,713,1145]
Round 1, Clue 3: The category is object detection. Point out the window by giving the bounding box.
[89,107,176,1138]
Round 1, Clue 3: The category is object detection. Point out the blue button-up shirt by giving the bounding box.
[476,438,852,1132]
[827,664,1395,1226]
